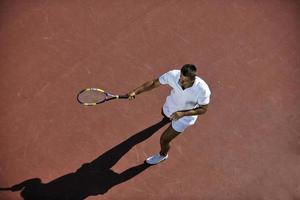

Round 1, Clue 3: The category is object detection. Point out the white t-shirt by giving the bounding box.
[159,70,211,125]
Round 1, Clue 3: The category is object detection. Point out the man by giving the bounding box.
[128,64,211,165]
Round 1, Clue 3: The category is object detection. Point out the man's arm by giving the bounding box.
[128,78,161,100]
[170,104,209,120]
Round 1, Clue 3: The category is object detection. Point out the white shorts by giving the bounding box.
[171,118,192,133]
[162,108,194,133]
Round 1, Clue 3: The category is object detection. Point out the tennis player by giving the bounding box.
[128,64,211,165]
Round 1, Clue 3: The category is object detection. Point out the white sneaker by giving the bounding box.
[146,153,168,165]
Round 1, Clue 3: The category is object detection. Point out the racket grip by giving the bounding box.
[118,94,129,99]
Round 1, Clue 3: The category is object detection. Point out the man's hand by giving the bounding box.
[170,111,185,121]
[127,91,136,100]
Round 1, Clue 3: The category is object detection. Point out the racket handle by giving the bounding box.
[118,94,129,99]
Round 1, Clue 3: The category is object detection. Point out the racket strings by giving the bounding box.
[78,89,106,104]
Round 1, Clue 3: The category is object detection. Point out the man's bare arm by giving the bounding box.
[183,104,208,116]
[128,78,161,99]
[170,105,209,120]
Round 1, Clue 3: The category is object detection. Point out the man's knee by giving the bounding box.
[160,137,169,146]
[160,126,179,145]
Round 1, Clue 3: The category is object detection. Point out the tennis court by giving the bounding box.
[0,1,300,199]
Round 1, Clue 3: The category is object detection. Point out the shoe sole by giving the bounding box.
[145,156,168,165]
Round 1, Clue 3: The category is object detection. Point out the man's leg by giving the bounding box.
[146,124,182,165]
[159,125,180,156]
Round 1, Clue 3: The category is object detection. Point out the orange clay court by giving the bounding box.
[0,1,300,200]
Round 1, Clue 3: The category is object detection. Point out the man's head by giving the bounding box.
[179,64,197,87]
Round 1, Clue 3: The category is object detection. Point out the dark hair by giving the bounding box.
[181,64,197,79]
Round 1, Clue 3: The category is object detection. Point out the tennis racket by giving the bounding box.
[77,88,129,106]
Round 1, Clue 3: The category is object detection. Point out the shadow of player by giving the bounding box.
[0,117,170,200]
